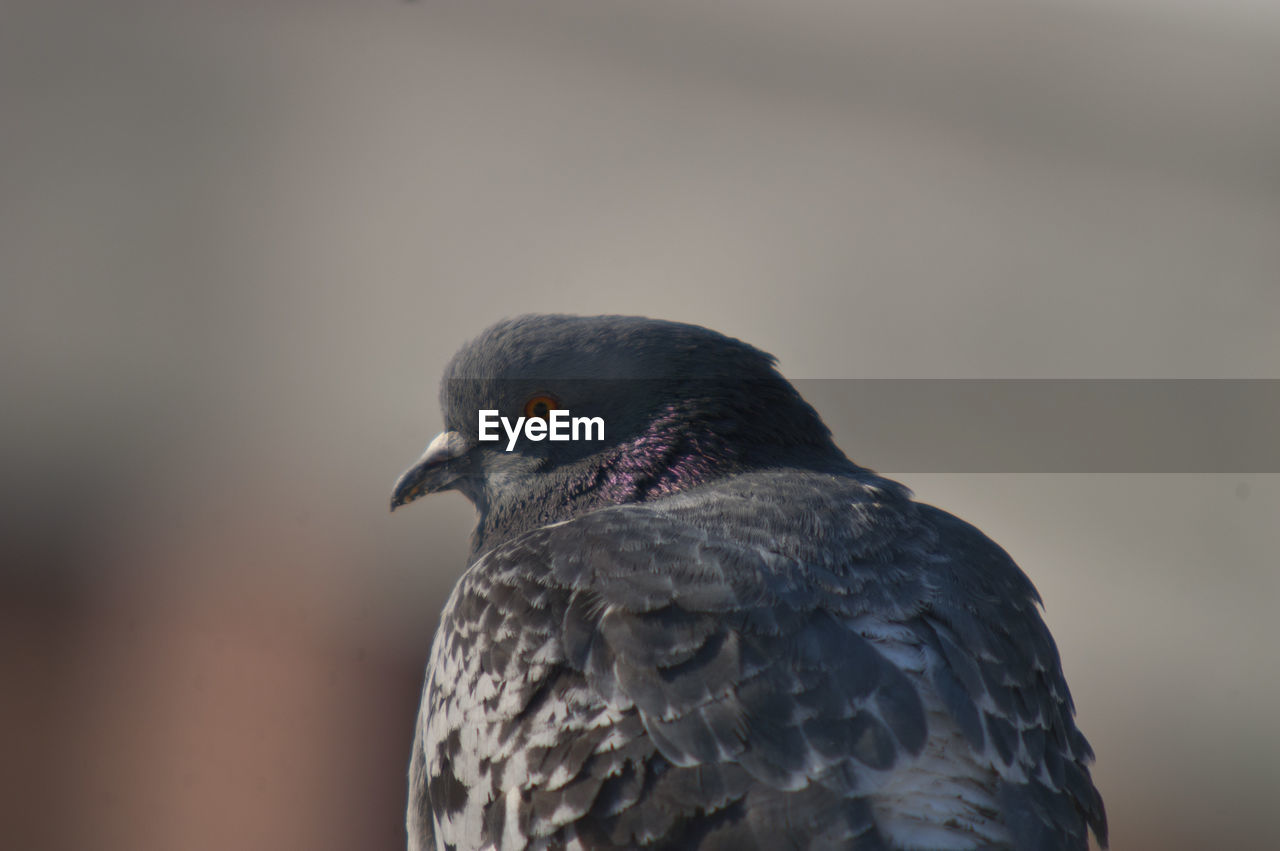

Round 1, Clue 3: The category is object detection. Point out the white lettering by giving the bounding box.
[549,409,570,440]
[477,409,607,451]
[573,416,604,441]
[502,416,525,452]
[478,410,500,442]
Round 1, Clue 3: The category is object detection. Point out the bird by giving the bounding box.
[390,314,1106,851]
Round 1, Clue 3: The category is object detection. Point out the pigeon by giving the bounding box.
[390,314,1106,851]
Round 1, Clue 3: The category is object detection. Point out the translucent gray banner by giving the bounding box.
[799,379,1279,473]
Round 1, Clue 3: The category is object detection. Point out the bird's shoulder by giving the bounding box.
[441,468,934,656]
[422,468,1105,849]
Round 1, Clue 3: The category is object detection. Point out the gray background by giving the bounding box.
[3,1,1278,849]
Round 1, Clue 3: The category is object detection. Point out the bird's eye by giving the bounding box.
[523,394,559,420]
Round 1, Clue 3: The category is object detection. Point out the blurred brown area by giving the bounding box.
[2,1,1277,849]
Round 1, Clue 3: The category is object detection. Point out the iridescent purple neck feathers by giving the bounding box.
[598,405,730,503]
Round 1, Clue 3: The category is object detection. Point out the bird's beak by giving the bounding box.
[390,430,474,511]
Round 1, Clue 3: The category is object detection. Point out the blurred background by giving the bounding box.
[3,1,1278,848]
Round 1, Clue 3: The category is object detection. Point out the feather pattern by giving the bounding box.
[413,470,1105,850]
[394,314,1105,851]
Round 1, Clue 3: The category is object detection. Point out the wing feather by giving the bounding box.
[413,471,1105,850]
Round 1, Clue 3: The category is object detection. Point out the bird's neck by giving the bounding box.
[469,409,851,556]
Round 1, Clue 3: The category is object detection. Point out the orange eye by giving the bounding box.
[523,394,559,420]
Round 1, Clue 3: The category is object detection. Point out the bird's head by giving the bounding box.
[391,314,849,553]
